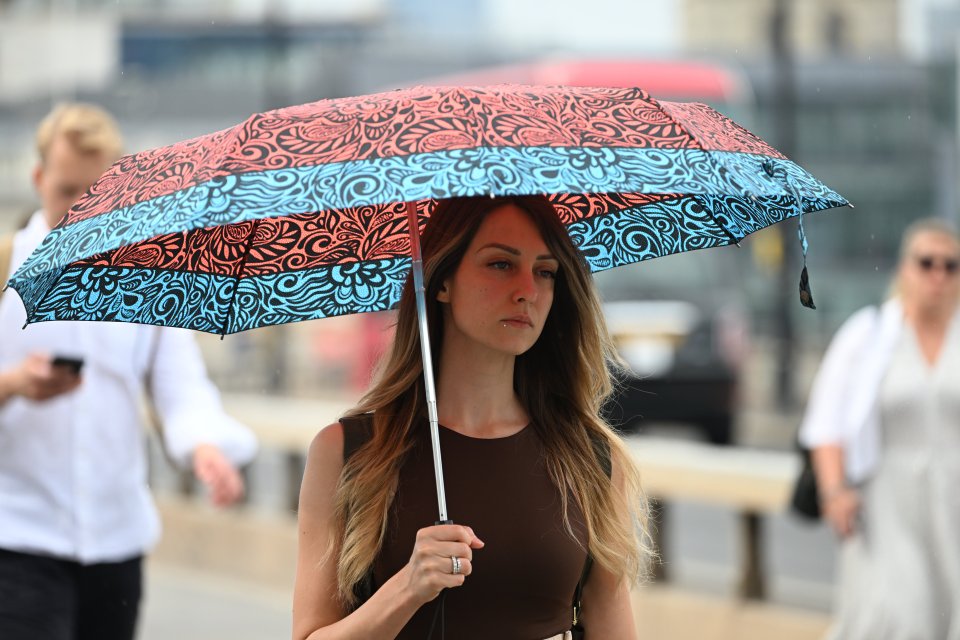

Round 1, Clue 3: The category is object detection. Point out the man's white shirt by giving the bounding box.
[0,212,257,563]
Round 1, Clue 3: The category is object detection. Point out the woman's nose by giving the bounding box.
[513,272,538,303]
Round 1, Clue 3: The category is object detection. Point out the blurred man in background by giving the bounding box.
[0,103,258,640]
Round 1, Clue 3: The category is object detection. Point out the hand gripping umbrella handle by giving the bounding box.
[406,201,449,524]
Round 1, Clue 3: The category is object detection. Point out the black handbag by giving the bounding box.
[789,445,821,520]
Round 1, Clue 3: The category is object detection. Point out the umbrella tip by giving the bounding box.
[799,266,817,310]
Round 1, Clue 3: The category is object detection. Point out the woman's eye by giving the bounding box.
[539,269,557,280]
[489,260,511,270]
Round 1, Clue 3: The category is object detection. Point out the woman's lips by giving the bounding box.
[502,316,533,327]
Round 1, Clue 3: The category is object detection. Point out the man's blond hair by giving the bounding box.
[36,102,123,164]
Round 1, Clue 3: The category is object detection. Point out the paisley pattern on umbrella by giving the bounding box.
[8,84,848,334]
[60,86,786,225]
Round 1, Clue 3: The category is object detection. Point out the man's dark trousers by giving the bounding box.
[0,547,142,640]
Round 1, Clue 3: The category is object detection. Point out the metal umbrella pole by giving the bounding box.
[405,201,450,524]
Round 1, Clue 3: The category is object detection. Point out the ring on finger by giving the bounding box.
[451,556,462,575]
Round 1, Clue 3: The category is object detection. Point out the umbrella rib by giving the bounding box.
[25,264,68,328]
[454,86,494,195]
[694,195,742,247]
[219,220,262,337]
[649,97,751,243]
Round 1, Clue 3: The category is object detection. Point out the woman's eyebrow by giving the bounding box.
[477,243,556,261]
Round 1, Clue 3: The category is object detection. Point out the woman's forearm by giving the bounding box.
[811,444,846,501]
[302,566,423,640]
[812,443,861,537]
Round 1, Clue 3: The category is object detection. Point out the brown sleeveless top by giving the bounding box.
[366,421,587,640]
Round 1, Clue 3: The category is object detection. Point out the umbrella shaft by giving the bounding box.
[406,201,448,523]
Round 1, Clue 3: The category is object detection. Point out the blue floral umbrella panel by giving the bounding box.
[8,84,848,334]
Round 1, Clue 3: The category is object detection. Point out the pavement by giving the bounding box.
[140,561,831,640]
[141,562,291,640]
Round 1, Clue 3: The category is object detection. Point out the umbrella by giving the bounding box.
[6,84,849,522]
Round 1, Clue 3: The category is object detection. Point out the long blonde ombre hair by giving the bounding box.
[332,195,653,607]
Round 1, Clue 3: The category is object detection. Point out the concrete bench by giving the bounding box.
[212,394,801,601]
[625,437,800,599]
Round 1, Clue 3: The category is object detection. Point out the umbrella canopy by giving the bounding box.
[8,84,846,334]
[6,84,850,523]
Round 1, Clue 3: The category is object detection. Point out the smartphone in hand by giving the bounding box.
[51,355,84,375]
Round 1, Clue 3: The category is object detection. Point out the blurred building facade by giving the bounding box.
[684,0,900,58]
[1,0,960,391]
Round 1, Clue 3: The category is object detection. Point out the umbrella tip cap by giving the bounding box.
[799,266,817,310]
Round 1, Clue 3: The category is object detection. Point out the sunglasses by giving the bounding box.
[915,255,960,275]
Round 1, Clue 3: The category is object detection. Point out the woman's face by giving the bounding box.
[899,230,960,312]
[437,204,559,359]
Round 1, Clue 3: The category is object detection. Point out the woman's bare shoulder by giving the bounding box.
[306,421,346,475]
[312,421,344,448]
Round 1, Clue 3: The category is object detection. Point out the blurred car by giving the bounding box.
[595,248,750,445]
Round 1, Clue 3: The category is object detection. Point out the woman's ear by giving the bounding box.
[436,280,450,303]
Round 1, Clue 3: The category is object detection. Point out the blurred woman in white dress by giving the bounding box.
[800,218,960,639]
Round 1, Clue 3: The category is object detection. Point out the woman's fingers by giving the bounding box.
[410,543,474,579]
[428,553,474,577]
[825,489,860,539]
[464,526,485,548]
[449,556,473,577]
[405,524,483,603]
[417,540,474,562]
[412,525,483,563]
[416,524,483,546]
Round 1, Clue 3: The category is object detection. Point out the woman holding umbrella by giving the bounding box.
[292,195,651,639]
[0,85,847,639]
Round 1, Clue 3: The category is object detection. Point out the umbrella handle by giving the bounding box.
[406,201,450,523]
